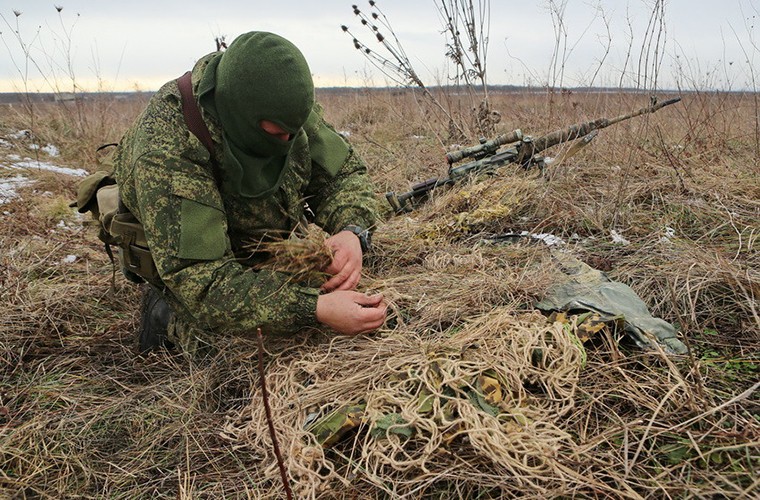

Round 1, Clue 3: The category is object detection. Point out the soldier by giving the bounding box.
[111,31,386,355]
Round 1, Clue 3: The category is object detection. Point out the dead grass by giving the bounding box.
[1,88,758,498]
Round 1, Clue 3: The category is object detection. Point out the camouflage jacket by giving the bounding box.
[112,54,379,336]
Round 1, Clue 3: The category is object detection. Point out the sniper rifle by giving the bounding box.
[386,96,681,214]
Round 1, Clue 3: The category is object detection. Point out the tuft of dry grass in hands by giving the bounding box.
[250,226,334,286]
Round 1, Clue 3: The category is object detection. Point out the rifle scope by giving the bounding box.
[445,129,522,165]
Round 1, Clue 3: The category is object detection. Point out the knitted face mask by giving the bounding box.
[199,31,314,198]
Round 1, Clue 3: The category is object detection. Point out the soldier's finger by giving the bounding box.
[359,302,386,321]
[354,292,383,307]
[321,269,351,291]
[324,252,346,275]
[336,269,360,291]
[361,311,386,331]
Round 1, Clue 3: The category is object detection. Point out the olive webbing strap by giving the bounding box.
[177,71,215,156]
[104,241,117,292]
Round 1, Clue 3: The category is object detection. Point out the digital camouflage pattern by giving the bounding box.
[112,52,379,352]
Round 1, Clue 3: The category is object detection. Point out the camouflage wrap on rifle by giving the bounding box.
[112,53,379,343]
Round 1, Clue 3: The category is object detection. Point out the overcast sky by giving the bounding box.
[0,1,758,93]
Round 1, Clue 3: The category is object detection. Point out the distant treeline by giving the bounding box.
[0,92,154,105]
[0,85,740,105]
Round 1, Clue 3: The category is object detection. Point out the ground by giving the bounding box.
[1,89,758,498]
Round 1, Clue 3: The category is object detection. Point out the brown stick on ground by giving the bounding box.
[257,327,293,500]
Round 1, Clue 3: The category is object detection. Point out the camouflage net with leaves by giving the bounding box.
[221,311,585,497]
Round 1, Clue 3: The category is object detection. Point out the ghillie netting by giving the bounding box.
[221,309,584,497]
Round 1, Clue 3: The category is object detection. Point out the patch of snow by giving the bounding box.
[4,158,87,177]
[410,135,426,140]
[660,226,676,243]
[8,154,21,161]
[55,219,81,231]
[0,138,11,147]
[610,229,630,245]
[9,130,31,140]
[61,255,77,264]
[42,144,60,157]
[0,175,34,204]
[525,231,565,246]
[491,231,566,247]
[338,130,351,138]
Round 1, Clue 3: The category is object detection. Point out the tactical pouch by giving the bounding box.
[110,211,160,285]
[71,173,160,285]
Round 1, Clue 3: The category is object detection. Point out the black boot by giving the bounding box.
[137,285,174,353]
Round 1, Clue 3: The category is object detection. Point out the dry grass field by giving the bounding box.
[1,88,758,498]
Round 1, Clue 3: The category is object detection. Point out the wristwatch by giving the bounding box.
[342,225,372,253]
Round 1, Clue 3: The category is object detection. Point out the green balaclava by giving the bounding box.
[200,32,315,198]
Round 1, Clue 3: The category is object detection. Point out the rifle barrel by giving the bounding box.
[605,97,681,127]
[531,97,681,153]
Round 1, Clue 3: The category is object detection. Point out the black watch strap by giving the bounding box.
[342,225,371,253]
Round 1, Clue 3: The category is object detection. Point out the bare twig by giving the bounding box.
[257,328,293,500]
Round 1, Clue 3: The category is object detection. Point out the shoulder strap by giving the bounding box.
[177,71,215,156]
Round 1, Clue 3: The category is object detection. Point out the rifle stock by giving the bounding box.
[386,96,681,214]
[386,177,454,213]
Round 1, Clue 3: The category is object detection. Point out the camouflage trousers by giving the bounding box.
[165,313,220,360]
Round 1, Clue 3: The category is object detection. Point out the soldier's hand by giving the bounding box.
[316,291,386,335]
[322,230,363,292]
